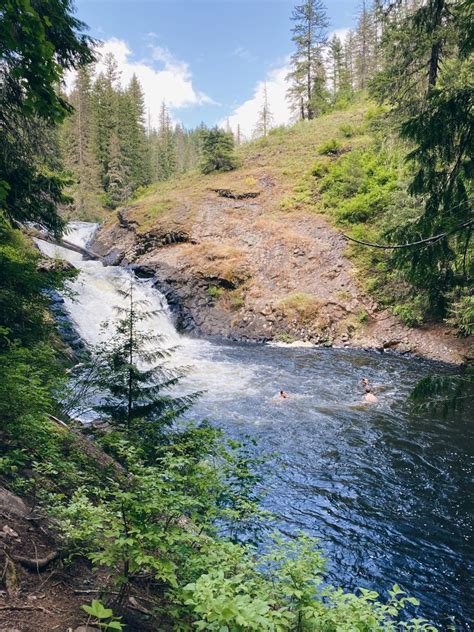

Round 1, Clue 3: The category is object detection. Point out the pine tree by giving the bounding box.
[106,131,129,208]
[235,124,242,146]
[92,53,120,189]
[119,74,151,191]
[88,274,195,439]
[60,65,100,214]
[371,0,473,315]
[254,82,274,137]
[287,0,330,120]
[154,102,176,181]
[200,127,239,174]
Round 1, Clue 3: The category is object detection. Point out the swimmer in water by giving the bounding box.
[279,390,288,399]
[362,378,378,404]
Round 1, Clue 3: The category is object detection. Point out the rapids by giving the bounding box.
[36,222,472,629]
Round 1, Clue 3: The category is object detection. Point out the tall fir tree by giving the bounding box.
[60,64,100,214]
[200,127,238,174]
[119,74,151,191]
[154,102,177,181]
[371,0,473,315]
[254,83,274,137]
[287,0,330,120]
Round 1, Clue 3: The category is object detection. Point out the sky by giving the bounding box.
[72,0,360,138]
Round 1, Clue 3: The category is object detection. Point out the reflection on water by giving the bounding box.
[37,223,473,630]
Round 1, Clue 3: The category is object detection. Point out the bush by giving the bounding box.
[317,138,342,155]
[310,160,329,178]
[208,285,224,298]
[393,299,425,327]
[339,123,356,138]
[446,292,474,336]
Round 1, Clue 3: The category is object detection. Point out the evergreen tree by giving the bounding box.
[60,64,100,214]
[86,275,195,441]
[287,0,330,120]
[92,54,120,190]
[119,75,151,190]
[354,0,376,90]
[254,83,274,137]
[328,34,353,105]
[0,0,94,235]
[372,0,473,315]
[154,101,177,181]
[235,124,242,146]
[200,127,239,174]
[105,131,130,208]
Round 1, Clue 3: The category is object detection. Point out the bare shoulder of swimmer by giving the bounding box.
[364,392,378,403]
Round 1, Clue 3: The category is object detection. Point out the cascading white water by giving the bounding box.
[35,222,257,396]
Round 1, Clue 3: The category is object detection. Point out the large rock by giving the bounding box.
[0,487,30,519]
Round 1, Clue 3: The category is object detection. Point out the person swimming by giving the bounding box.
[362,378,378,404]
[279,390,288,399]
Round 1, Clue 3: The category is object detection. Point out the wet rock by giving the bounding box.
[102,248,123,266]
[0,487,30,519]
[37,258,75,273]
[383,338,402,349]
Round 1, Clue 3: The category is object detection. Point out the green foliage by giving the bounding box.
[200,127,239,174]
[393,299,426,328]
[72,274,196,443]
[411,369,474,419]
[317,138,342,155]
[208,285,224,298]
[339,123,356,138]
[446,291,474,336]
[357,309,369,323]
[0,0,94,234]
[82,600,123,630]
[274,332,297,344]
[371,0,473,317]
[180,534,436,632]
[310,160,329,178]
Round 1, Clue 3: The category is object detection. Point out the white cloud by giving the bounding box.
[328,28,351,43]
[222,63,293,140]
[65,38,214,128]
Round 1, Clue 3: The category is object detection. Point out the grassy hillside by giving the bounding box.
[114,100,429,326]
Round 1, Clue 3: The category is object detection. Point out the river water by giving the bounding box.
[37,222,472,629]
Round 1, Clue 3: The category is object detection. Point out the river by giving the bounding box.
[37,222,472,630]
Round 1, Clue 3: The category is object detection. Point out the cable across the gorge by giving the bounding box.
[341,217,473,250]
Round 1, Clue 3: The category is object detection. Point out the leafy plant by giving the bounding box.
[81,600,123,630]
[317,138,342,155]
[208,285,224,299]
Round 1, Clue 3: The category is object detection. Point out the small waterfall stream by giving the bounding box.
[36,222,472,629]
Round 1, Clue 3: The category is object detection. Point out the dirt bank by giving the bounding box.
[91,179,472,365]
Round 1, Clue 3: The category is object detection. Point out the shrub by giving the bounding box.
[274,332,297,343]
[446,292,474,336]
[339,123,355,138]
[310,160,329,178]
[317,138,342,155]
[393,299,425,327]
[278,292,322,323]
[208,285,224,298]
[357,309,369,323]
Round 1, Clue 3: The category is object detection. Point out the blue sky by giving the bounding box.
[73,0,360,135]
